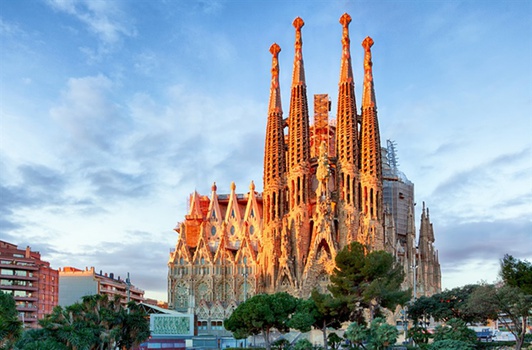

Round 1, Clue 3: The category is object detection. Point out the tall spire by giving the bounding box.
[268,43,283,115]
[261,43,287,292]
[362,36,377,108]
[287,16,310,207]
[336,12,358,173]
[339,13,354,83]
[263,43,286,224]
[360,36,381,182]
[335,13,359,246]
[291,17,306,85]
[286,16,311,285]
[360,36,382,224]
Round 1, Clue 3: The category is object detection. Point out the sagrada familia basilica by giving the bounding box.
[168,14,441,328]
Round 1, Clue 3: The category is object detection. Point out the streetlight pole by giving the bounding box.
[243,260,248,348]
[126,272,131,314]
[412,244,418,302]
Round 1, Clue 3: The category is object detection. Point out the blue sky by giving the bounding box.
[1,0,530,301]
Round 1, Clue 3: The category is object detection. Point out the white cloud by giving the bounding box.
[47,0,135,44]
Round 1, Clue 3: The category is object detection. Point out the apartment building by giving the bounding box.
[0,240,59,328]
[59,266,145,306]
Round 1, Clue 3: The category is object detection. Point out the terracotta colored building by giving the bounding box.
[168,13,441,330]
[0,240,59,328]
[59,266,145,307]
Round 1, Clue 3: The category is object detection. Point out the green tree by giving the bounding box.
[469,284,531,350]
[224,292,298,350]
[289,290,349,350]
[0,291,23,349]
[327,333,342,350]
[292,338,313,350]
[408,284,489,324]
[32,294,149,350]
[432,318,477,344]
[406,295,436,325]
[344,317,398,350]
[407,325,431,347]
[428,339,475,350]
[344,321,368,349]
[367,317,398,350]
[14,328,67,350]
[329,242,411,321]
[500,254,532,295]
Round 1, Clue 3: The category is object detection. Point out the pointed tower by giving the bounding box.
[335,13,360,248]
[261,43,287,292]
[286,17,311,283]
[417,202,441,296]
[359,36,384,250]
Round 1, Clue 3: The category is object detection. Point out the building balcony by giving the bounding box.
[16,305,38,312]
[0,284,38,291]
[14,295,38,302]
[0,273,38,281]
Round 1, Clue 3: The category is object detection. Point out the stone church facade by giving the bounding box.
[168,14,441,328]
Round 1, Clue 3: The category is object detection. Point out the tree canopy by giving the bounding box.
[329,242,411,321]
[288,289,349,350]
[468,284,532,350]
[408,284,492,324]
[15,294,149,350]
[0,291,23,350]
[344,317,398,350]
[500,254,532,295]
[224,292,298,350]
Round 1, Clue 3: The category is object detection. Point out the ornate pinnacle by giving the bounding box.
[293,17,304,31]
[362,36,376,108]
[338,13,353,83]
[362,36,374,52]
[340,13,351,46]
[291,17,305,84]
[269,43,282,114]
[293,17,304,52]
[270,42,281,56]
[270,43,281,82]
[362,36,374,71]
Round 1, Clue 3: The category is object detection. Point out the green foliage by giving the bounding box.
[0,291,23,349]
[272,338,290,349]
[344,317,397,350]
[17,294,149,350]
[406,296,436,324]
[408,284,491,324]
[368,317,398,350]
[344,321,368,348]
[224,292,298,350]
[292,338,313,350]
[289,290,349,350]
[428,339,475,350]
[329,242,411,321]
[14,329,67,350]
[432,318,477,344]
[500,254,532,295]
[327,333,342,350]
[407,325,431,346]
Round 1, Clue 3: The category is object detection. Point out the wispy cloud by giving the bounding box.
[50,74,125,155]
[429,148,532,222]
[47,0,135,44]
[46,0,136,60]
